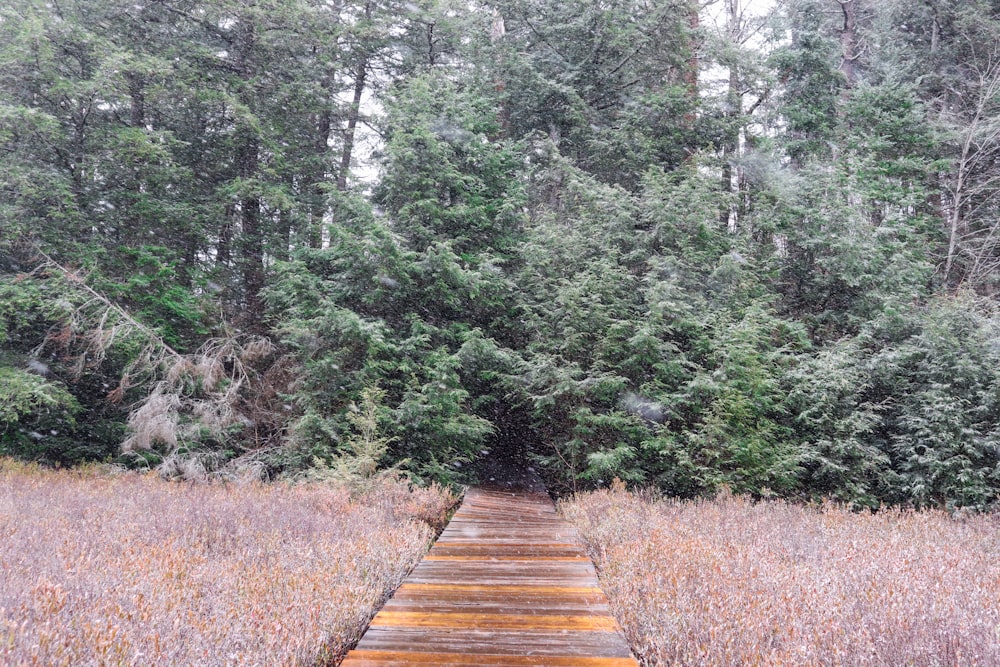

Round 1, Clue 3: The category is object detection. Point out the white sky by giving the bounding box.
[703,0,779,35]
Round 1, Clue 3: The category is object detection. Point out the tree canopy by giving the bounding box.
[3,0,1000,510]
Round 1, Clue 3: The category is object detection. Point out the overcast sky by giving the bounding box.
[703,0,779,28]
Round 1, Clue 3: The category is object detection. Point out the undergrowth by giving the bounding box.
[561,484,1000,667]
[0,459,456,666]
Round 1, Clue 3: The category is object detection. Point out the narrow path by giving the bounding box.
[341,487,639,667]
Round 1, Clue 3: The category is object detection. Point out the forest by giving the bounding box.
[3,0,1000,511]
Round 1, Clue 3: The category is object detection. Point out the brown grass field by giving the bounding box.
[0,459,456,666]
[561,485,1000,667]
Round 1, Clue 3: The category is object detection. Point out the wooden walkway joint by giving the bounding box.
[341,487,639,667]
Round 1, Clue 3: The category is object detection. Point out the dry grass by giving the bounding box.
[561,486,1000,667]
[0,459,456,666]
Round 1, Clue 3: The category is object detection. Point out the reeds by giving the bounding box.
[0,459,455,666]
[561,486,1000,667]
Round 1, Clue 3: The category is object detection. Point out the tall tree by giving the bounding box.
[484,0,702,186]
[703,0,775,229]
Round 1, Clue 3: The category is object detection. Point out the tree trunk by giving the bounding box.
[837,0,858,87]
[276,188,292,263]
[233,18,266,322]
[944,125,973,287]
[930,6,940,53]
[491,9,511,138]
[238,144,265,320]
[127,73,146,128]
[338,0,374,193]
[309,106,333,248]
[684,2,700,101]
[944,202,962,287]
[338,62,367,192]
[217,204,234,269]
[70,112,87,210]
[721,0,741,230]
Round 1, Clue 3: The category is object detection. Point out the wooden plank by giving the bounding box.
[383,584,612,614]
[370,611,621,631]
[432,542,581,548]
[379,601,611,616]
[429,547,588,558]
[394,584,604,596]
[340,651,640,666]
[349,627,633,657]
[340,487,639,666]
[409,561,597,574]
[424,555,590,562]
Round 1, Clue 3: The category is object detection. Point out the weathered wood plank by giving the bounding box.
[340,650,640,666]
[340,487,639,666]
[369,611,621,631]
[347,627,632,657]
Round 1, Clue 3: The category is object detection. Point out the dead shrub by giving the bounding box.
[561,488,1000,667]
[0,460,454,666]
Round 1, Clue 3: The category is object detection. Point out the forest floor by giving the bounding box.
[0,458,456,666]
[470,446,547,493]
[561,485,1000,666]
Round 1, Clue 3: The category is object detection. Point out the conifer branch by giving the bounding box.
[31,245,183,361]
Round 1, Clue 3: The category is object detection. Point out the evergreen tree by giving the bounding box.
[4,0,1000,509]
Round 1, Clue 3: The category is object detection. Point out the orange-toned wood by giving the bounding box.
[340,487,639,667]
[395,583,604,595]
[370,611,621,631]
[341,650,640,666]
[423,555,590,561]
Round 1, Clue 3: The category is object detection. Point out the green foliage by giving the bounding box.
[377,71,527,255]
[766,161,932,340]
[0,366,80,427]
[268,188,510,482]
[302,384,401,492]
[4,0,1000,513]
[493,0,701,185]
[0,272,133,465]
[517,156,803,497]
[0,366,85,463]
[0,275,62,349]
[769,28,842,162]
[670,306,806,496]
[789,295,1000,510]
[786,338,895,508]
[94,246,211,350]
[873,298,1000,510]
[393,347,495,484]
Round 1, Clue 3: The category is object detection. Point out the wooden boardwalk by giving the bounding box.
[340,487,639,667]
